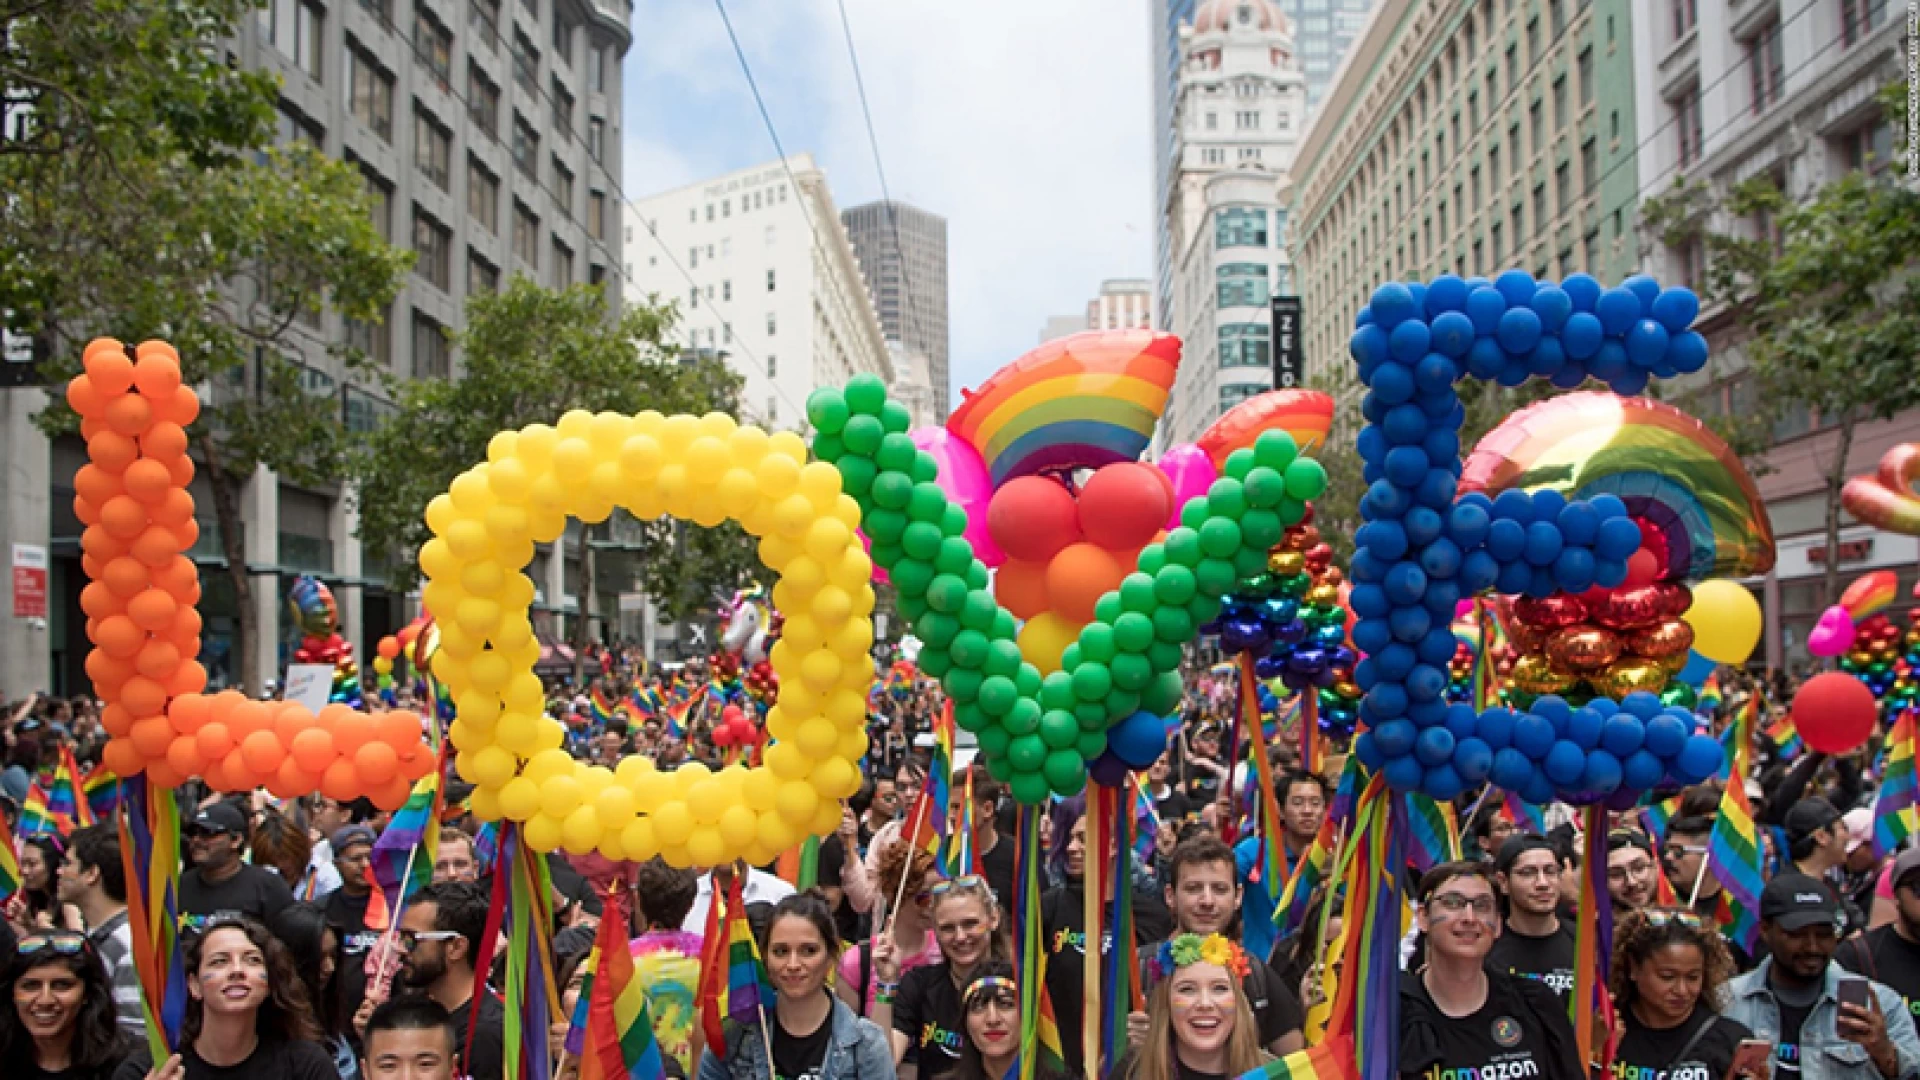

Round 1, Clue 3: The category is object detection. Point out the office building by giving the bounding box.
[841,200,950,417]
[1038,314,1090,344]
[1158,0,1307,450]
[1628,0,1909,670]
[623,154,893,434]
[1290,0,1642,383]
[1087,279,1155,331]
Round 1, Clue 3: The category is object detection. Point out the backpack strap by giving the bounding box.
[1668,1013,1722,1071]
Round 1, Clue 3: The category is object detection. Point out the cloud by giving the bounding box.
[620,0,1153,403]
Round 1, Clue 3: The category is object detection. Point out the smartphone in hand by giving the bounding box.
[1838,977,1873,1011]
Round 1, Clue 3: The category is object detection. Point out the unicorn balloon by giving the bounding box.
[719,587,776,664]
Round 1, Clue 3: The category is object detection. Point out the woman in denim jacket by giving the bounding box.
[699,893,895,1080]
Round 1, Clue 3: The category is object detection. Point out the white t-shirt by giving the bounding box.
[680,867,798,932]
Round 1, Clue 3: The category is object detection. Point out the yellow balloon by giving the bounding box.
[1685,579,1763,664]
[468,785,503,821]
[621,818,659,862]
[525,748,574,786]
[1018,611,1082,675]
[756,810,797,853]
[561,806,602,855]
[796,718,839,758]
[540,774,583,819]
[718,805,758,849]
[652,801,694,847]
[687,827,728,868]
[775,780,819,826]
[523,814,564,852]
[498,777,541,821]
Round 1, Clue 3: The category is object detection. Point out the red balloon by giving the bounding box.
[1076,463,1172,552]
[986,476,1080,564]
[1792,672,1878,755]
[1624,547,1661,589]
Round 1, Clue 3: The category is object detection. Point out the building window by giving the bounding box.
[722,280,732,302]
[468,250,499,294]
[414,108,450,191]
[1673,0,1697,38]
[1206,112,1217,130]
[1533,183,1547,228]
[347,44,394,141]
[1529,101,1542,153]
[551,238,573,287]
[358,167,392,242]
[552,8,575,65]
[1555,162,1571,214]
[413,9,452,93]
[467,158,499,234]
[1471,165,1482,209]
[1839,118,1895,171]
[511,113,538,179]
[1550,0,1565,34]
[1218,323,1271,368]
[358,0,394,22]
[1219,382,1264,412]
[1490,143,1501,188]
[344,311,391,369]
[1468,90,1479,130]
[1841,0,1887,43]
[550,155,573,217]
[1505,44,1517,94]
[412,310,450,378]
[468,0,500,52]
[767,268,776,292]
[1491,220,1504,262]
[1578,49,1593,108]
[766,313,777,336]
[413,208,451,290]
[512,31,540,95]
[587,118,604,162]
[1583,229,1599,270]
[551,79,574,140]
[1203,147,1225,165]
[588,191,605,240]
[1216,263,1270,307]
[1581,139,1597,192]
[1674,85,1703,166]
[1512,203,1525,241]
[260,0,325,82]
[512,200,539,267]
[1748,20,1783,111]
[1552,76,1567,125]
[1236,110,1261,129]
[767,356,776,377]
[588,45,606,93]
[467,63,499,137]
[1214,207,1269,248]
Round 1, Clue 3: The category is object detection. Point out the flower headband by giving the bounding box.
[1148,933,1251,981]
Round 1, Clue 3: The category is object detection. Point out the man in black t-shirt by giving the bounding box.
[323,824,383,1011]
[1489,836,1577,1001]
[1129,833,1306,1056]
[950,765,1016,915]
[1664,815,1754,970]
[1840,846,1920,1040]
[177,800,294,931]
[396,882,503,1080]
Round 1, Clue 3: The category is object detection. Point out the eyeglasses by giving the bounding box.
[917,875,989,906]
[18,932,89,956]
[397,930,461,950]
[1427,893,1499,917]
[1664,844,1708,857]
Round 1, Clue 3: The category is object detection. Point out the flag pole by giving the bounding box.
[884,790,932,935]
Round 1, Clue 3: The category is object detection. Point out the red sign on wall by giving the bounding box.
[12,544,46,618]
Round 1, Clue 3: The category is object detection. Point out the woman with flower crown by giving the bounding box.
[1113,933,1270,1080]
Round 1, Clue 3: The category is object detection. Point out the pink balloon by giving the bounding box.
[1157,444,1220,531]
[1806,605,1856,658]
[911,427,1004,568]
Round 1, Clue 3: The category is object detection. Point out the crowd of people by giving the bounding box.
[2,658,1918,1080]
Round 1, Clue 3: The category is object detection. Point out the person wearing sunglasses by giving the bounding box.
[114,915,333,1080]
[1663,815,1754,971]
[177,802,294,932]
[1610,907,1757,1080]
[0,930,132,1080]
[874,875,1009,1080]
[1400,862,1582,1080]
[391,882,502,1080]
[840,843,942,1017]
[948,963,1038,1080]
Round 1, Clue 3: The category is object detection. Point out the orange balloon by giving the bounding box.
[151,385,200,427]
[73,496,101,528]
[377,636,401,660]
[208,689,246,726]
[66,374,104,418]
[79,417,106,440]
[175,519,200,551]
[173,605,203,641]
[104,394,152,437]
[101,704,135,738]
[333,711,375,755]
[126,588,177,631]
[122,459,173,504]
[145,761,187,791]
[129,717,174,759]
[156,557,198,602]
[74,465,121,506]
[80,553,104,581]
[377,710,422,752]
[132,352,183,399]
[151,488,195,527]
[241,730,286,775]
[166,456,193,487]
[196,721,234,761]
[165,738,205,780]
[289,727,338,774]
[81,582,126,620]
[227,701,270,740]
[101,739,143,778]
[102,557,149,598]
[218,750,255,793]
[270,759,321,800]
[92,615,144,659]
[84,344,135,395]
[319,759,361,802]
[993,559,1051,621]
[89,432,139,474]
[398,747,436,782]
[134,640,180,679]
[121,676,167,717]
[355,741,399,785]
[167,660,207,698]
[141,421,189,462]
[371,777,410,812]
[80,525,128,562]
[130,525,180,567]
[200,756,235,794]
[85,649,133,690]
[1045,542,1127,624]
[168,693,212,735]
[99,496,148,539]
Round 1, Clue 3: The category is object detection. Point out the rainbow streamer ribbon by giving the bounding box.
[1873,710,1917,858]
[1503,791,1547,836]
[1101,782,1144,1074]
[1325,776,1400,1080]
[1706,696,1766,954]
[1013,806,1067,1080]
[118,774,185,1065]
[1242,658,1288,908]
[0,802,21,902]
[1570,806,1618,1073]
[1276,813,1335,942]
[475,824,559,1080]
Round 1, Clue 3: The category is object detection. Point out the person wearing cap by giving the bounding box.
[1839,847,1920,1040]
[1664,815,1756,971]
[177,800,295,929]
[1608,829,1659,917]
[1488,836,1578,1001]
[324,824,384,1015]
[1788,798,1868,932]
[1723,873,1920,1080]
[1839,808,1881,923]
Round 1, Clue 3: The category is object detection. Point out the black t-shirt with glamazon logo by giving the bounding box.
[894,964,966,1080]
[1486,921,1578,1002]
[1775,999,1813,1080]
[1612,1006,1751,1080]
[1399,970,1584,1080]
[772,1015,833,1080]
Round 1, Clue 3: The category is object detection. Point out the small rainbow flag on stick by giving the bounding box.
[575,886,668,1080]
[1238,1034,1358,1080]
[1706,695,1766,953]
[83,765,120,824]
[726,876,774,1026]
[0,804,21,902]
[1873,710,1917,857]
[48,746,91,827]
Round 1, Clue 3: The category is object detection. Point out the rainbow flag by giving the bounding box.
[0,804,21,902]
[1238,1034,1358,1080]
[1276,813,1335,941]
[1764,710,1804,760]
[1328,751,1365,829]
[1013,806,1066,1080]
[590,687,619,726]
[1503,791,1547,836]
[118,774,186,1064]
[576,888,668,1080]
[1706,695,1765,954]
[49,747,90,827]
[83,765,120,824]
[1640,791,1682,844]
[662,685,705,739]
[913,702,954,861]
[726,876,773,1026]
[1698,671,1724,716]
[371,757,445,924]
[18,782,61,836]
[628,687,661,721]
[1873,710,1918,857]
[1404,792,1458,872]
[695,875,731,1056]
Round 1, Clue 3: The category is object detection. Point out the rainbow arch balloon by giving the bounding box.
[947,329,1180,484]
[1197,389,1336,466]
[1461,392,1775,581]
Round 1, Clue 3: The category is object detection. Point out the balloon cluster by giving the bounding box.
[988,463,1173,675]
[1346,273,1725,803]
[166,692,431,808]
[288,576,363,707]
[1500,579,1694,707]
[1839,613,1908,712]
[1890,609,1920,718]
[1447,640,1476,703]
[421,407,873,865]
[810,375,1323,802]
[710,702,759,749]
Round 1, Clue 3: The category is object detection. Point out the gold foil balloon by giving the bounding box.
[1546,625,1625,673]
[1626,617,1695,660]
[1657,649,1692,675]
[1507,619,1553,654]
[1595,658,1670,698]
[1509,653,1579,695]
[1305,582,1341,607]
[1269,551,1305,577]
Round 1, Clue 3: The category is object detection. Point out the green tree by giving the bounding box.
[1639,83,1920,607]
[352,278,757,679]
[7,0,413,692]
